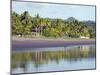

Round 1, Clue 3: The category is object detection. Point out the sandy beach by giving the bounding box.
[12,37,95,50]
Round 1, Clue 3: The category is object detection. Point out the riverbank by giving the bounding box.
[12,37,95,50]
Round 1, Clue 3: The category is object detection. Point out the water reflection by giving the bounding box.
[11,45,95,74]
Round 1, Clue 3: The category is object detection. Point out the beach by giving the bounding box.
[12,37,95,50]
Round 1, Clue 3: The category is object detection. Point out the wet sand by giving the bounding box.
[12,38,95,50]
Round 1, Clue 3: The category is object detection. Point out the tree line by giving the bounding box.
[12,11,95,38]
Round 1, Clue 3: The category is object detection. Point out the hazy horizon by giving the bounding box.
[12,1,96,21]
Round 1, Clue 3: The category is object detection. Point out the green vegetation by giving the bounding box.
[12,11,95,38]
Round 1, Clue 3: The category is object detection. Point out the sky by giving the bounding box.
[12,1,96,21]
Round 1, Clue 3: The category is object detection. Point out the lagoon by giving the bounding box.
[11,45,96,74]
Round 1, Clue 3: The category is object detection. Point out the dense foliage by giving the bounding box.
[12,11,95,38]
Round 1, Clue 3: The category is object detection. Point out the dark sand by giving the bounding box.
[12,38,95,50]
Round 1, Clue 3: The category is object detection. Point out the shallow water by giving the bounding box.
[11,45,96,74]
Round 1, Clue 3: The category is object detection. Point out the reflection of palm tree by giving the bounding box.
[12,45,95,69]
[20,62,28,72]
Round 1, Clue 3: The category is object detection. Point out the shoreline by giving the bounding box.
[12,37,95,50]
